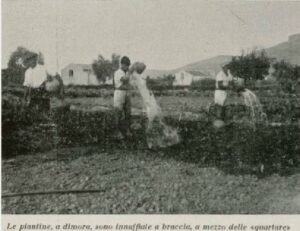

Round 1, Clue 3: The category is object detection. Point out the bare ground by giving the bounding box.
[2,145,300,214]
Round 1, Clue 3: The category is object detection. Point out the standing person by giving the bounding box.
[113,56,132,139]
[214,65,233,123]
[23,53,50,114]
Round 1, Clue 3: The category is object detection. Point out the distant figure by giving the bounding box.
[23,53,50,113]
[113,56,132,139]
[214,65,233,123]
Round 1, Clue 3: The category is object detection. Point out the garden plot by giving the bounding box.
[2,146,300,214]
[2,90,300,214]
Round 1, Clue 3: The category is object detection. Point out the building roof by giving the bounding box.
[62,63,92,71]
[186,70,209,77]
[78,64,92,69]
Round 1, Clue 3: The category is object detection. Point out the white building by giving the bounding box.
[61,63,112,86]
[173,70,209,86]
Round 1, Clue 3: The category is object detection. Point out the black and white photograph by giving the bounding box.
[1,0,300,215]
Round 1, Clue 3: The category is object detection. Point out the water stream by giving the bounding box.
[241,89,267,127]
[131,71,180,149]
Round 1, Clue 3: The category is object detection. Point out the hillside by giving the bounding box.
[146,33,300,79]
[144,69,172,79]
[174,55,232,77]
[266,33,300,66]
[145,55,232,79]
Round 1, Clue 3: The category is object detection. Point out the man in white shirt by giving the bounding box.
[113,56,132,139]
[23,53,50,113]
[214,65,233,121]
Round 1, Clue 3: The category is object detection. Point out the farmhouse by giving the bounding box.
[61,63,112,86]
[173,70,210,86]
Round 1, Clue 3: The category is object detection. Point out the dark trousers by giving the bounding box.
[29,97,50,113]
[114,91,131,136]
[123,94,131,131]
[29,88,50,114]
[215,104,228,121]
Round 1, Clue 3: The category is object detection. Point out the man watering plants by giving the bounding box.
[113,56,132,139]
[214,64,245,127]
[214,64,233,125]
[23,53,50,114]
[24,53,64,116]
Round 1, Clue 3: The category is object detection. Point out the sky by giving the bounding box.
[2,0,300,73]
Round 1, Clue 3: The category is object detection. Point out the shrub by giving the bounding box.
[5,47,39,85]
[2,92,56,157]
[226,49,273,84]
[64,85,114,98]
[190,78,216,91]
[146,75,175,91]
[272,60,300,93]
[2,83,299,175]
[2,97,299,176]
[252,79,278,90]
[92,54,119,84]
[166,120,299,175]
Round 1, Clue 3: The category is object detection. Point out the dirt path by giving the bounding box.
[2,146,300,214]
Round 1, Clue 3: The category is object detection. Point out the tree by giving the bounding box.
[6,47,38,85]
[273,60,300,93]
[111,54,120,86]
[91,54,120,84]
[226,49,274,84]
[164,74,175,84]
[111,53,120,73]
[146,74,175,90]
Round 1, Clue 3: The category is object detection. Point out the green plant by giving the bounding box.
[226,49,273,85]
[5,47,38,85]
[92,54,120,84]
[272,60,300,93]
[190,78,215,91]
[146,75,175,91]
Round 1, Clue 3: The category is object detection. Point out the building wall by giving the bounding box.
[173,71,193,86]
[61,64,100,86]
[173,71,207,86]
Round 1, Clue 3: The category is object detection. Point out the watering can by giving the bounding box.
[232,77,245,92]
[130,62,146,74]
[45,74,62,93]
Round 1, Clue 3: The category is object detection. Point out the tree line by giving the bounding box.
[3,46,300,93]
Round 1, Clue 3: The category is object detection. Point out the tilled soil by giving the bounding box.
[2,145,300,214]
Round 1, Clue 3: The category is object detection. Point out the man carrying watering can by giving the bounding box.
[214,65,233,124]
[113,56,132,139]
[24,53,65,112]
[214,64,245,127]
